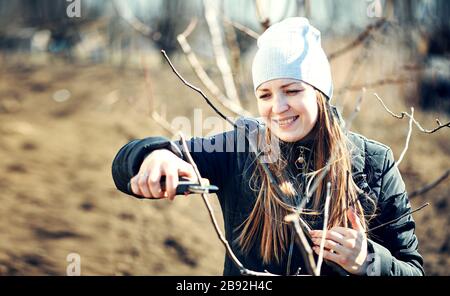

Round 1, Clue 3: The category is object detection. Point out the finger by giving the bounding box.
[312,238,349,256]
[347,207,365,232]
[130,176,142,196]
[148,167,163,198]
[137,171,151,198]
[177,160,198,182]
[313,246,342,265]
[164,166,179,201]
[329,226,358,239]
[311,230,351,248]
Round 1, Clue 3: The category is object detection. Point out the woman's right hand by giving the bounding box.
[130,149,197,200]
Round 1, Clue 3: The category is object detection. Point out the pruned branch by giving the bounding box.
[176,19,252,117]
[315,181,331,275]
[409,169,450,198]
[374,93,450,133]
[255,0,270,30]
[328,18,387,61]
[367,203,430,233]
[178,132,277,276]
[395,107,414,167]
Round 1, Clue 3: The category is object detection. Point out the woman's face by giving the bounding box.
[256,78,318,143]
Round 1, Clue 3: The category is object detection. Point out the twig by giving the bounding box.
[204,0,241,105]
[223,17,260,39]
[316,182,331,275]
[285,198,318,276]
[395,107,414,167]
[178,132,277,276]
[374,93,450,133]
[409,169,450,198]
[367,203,430,233]
[328,18,387,61]
[176,20,252,117]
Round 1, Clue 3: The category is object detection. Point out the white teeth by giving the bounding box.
[275,116,298,126]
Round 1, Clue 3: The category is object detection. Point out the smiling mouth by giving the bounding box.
[272,115,299,127]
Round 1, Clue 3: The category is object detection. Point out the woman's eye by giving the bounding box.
[286,89,302,95]
[258,94,271,100]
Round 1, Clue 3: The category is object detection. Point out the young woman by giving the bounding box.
[112,18,424,276]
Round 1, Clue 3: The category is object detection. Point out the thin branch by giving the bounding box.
[367,203,430,233]
[316,182,331,275]
[328,18,387,61]
[409,169,450,198]
[204,0,241,105]
[178,132,277,276]
[395,107,414,167]
[285,203,318,276]
[176,20,252,117]
[374,93,450,133]
[223,17,260,39]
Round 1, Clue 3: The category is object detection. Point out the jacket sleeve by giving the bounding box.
[366,148,424,276]
[111,130,239,198]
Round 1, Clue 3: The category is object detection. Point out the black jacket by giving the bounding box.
[111,117,424,276]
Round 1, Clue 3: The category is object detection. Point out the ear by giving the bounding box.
[347,207,364,232]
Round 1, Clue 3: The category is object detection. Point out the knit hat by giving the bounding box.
[252,17,333,100]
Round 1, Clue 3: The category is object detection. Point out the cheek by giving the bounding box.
[257,101,270,117]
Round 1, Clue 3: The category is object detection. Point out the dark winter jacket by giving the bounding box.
[111,117,424,276]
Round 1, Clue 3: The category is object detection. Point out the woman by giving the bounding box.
[111,18,424,276]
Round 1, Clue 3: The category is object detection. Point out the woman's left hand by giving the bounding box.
[309,208,368,275]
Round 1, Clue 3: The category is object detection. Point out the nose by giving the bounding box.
[272,93,289,114]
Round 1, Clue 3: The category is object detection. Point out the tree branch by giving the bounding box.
[409,169,450,198]
[374,93,450,133]
[395,107,414,167]
[328,18,387,61]
[176,20,252,117]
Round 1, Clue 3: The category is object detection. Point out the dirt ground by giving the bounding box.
[0,51,448,275]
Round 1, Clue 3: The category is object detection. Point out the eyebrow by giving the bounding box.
[257,82,302,92]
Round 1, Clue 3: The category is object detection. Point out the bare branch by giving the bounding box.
[395,107,414,167]
[176,20,252,117]
[328,18,387,61]
[285,209,318,276]
[374,93,450,133]
[409,169,450,198]
[204,0,241,105]
[368,203,430,233]
[316,182,331,275]
[178,132,277,276]
[223,17,260,39]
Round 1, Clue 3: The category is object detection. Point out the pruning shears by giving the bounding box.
[127,176,219,198]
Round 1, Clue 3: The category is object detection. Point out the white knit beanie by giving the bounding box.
[252,17,333,100]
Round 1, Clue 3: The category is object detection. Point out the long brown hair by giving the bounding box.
[236,90,372,264]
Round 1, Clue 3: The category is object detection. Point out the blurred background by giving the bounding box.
[0,0,448,275]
